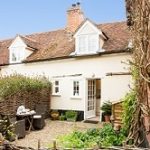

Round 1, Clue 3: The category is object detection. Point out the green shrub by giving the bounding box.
[122,90,137,133]
[101,101,112,115]
[59,114,66,121]
[65,110,77,120]
[0,74,51,100]
[57,124,126,148]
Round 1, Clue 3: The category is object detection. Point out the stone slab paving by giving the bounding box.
[12,119,102,149]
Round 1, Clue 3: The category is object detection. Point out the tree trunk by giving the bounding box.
[125,0,150,147]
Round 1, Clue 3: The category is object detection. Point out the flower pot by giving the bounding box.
[50,112,59,120]
[104,115,111,122]
[66,117,76,122]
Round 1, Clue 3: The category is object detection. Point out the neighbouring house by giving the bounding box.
[0,3,132,121]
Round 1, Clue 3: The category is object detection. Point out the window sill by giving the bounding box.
[70,96,82,100]
[52,94,61,97]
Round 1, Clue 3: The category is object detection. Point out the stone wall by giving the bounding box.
[0,88,51,117]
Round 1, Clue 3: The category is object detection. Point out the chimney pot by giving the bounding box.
[72,4,76,7]
[77,2,80,6]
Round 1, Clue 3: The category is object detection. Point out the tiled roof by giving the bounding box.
[19,35,40,50]
[0,21,130,65]
[0,39,12,65]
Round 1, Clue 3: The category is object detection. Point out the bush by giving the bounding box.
[65,110,77,121]
[57,124,126,148]
[0,74,51,99]
[59,114,66,121]
[101,101,112,115]
[122,90,137,133]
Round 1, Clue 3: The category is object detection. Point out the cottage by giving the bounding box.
[0,3,132,121]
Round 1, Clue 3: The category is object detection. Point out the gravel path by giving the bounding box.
[12,119,102,149]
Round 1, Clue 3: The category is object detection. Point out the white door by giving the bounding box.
[86,79,96,118]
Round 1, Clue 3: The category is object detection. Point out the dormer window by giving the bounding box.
[77,34,99,54]
[9,35,36,64]
[73,20,106,56]
[10,49,22,63]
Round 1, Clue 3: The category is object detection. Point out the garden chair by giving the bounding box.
[32,104,46,130]
[9,116,26,139]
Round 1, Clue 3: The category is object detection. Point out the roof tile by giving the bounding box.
[0,21,130,65]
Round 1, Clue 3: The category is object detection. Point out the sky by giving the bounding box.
[0,0,126,40]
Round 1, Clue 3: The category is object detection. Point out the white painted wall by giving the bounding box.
[101,75,132,104]
[0,53,132,113]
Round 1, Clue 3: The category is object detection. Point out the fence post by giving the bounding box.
[38,139,41,150]
[53,140,57,150]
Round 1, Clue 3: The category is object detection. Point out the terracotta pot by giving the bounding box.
[104,115,111,122]
[51,112,59,120]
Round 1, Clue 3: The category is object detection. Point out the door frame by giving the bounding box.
[85,78,101,119]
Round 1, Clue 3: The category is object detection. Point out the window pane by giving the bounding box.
[55,81,59,85]
[88,35,97,52]
[73,81,79,96]
[79,36,86,52]
[12,53,17,61]
[55,87,59,93]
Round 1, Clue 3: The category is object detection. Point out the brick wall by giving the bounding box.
[0,88,51,117]
[66,3,84,33]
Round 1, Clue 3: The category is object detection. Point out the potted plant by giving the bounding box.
[59,113,66,121]
[50,110,59,120]
[65,110,77,122]
[101,101,112,122]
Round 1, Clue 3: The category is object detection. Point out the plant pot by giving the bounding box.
[104,115,111,122]
[51,112,59,120]
[66,117,76,122]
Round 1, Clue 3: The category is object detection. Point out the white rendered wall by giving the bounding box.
[101,75,132,104]
[0,53,131,111]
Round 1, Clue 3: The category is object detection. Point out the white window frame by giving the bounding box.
[52,80,61,96]
[76,34,99,55]
[71,80,81,99]
[10,48,23,63]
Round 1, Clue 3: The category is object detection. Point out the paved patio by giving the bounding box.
[12,119,102,149]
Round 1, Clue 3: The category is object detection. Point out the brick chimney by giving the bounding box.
[66,2,85,33]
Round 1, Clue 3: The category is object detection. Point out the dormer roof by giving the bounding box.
[74,19,107,40]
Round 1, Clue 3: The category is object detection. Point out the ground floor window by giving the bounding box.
[73,81,80,97]
[52,80,60,95]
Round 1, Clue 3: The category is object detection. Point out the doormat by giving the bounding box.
[83,120,99,124]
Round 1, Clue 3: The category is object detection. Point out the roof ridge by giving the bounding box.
[26,28,65,37]
[97,20,126,26]
[0,38,13,43]
[0,21,126,43]
[19,35,37,43]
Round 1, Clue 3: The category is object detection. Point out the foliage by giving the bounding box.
[0,115,15,141]
[122,90,137,133]
[0,74,51,99]
[65,110,77,119]
[57,124,126,148]
[59,113,66,121]
[101,101,112,115]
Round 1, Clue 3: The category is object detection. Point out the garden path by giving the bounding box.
[12,119,102,149]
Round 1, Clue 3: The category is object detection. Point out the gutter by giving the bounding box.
[0,48,131,67]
